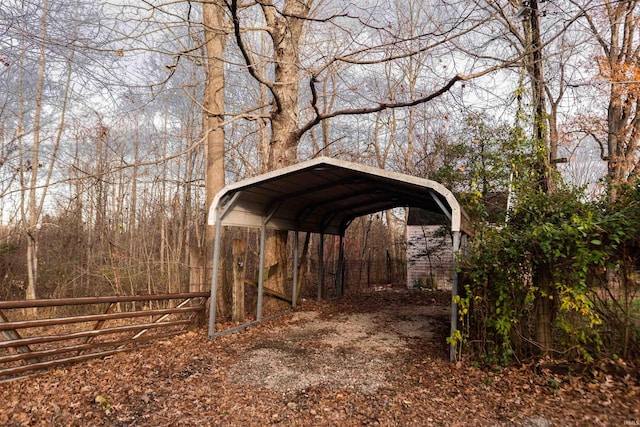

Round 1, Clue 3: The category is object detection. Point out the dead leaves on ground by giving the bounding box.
[0,290,638,426]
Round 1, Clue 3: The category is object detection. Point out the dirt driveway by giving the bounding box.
[227,291,449,394]
[0,290,637,426]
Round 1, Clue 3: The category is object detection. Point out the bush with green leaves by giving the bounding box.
[459,184,640,364]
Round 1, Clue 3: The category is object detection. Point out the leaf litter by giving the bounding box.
[0,289,638,426]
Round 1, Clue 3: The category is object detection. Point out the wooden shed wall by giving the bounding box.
[406,225,453,290]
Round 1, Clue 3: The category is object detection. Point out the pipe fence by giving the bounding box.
[0,292,209,381]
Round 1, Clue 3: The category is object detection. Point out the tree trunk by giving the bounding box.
[533,265,553,355]
[24,0,50,303]
[189,243,205,293]
[25,235,38,301]
[582,0,640,199]
[523,0,554,356]
[260,1,311,312]
[203,1,227,314]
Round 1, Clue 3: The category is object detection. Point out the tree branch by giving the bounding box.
[227,0,279,111]
[296,73,466,139]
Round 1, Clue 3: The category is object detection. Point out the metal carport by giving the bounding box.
[207,156,471,361]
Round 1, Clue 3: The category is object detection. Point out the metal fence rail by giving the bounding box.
[0,292,209,381]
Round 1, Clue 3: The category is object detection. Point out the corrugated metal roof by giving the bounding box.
[208,156,470,235]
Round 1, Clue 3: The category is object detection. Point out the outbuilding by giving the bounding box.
[207,156,471,360]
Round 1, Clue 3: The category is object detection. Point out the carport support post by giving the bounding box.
[207,192,241,337]
[292,231,299,308]
[318,232,324,301]
[208,212,223,337]
[450,230,462,362]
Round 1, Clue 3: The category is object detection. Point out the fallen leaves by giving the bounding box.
[0,289,637,426]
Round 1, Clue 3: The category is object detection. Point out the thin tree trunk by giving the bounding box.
[24,0,50,302]
[525,0,553,356]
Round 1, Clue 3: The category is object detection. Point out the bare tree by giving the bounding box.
[578,0,640,198]
[221,0,509,309]
[466,0,591,354]
[12,0,76,301]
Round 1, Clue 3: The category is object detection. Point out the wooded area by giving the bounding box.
[0,0,639,365]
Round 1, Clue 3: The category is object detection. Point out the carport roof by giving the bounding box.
[207,156,471,236]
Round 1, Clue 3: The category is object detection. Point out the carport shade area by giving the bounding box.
[207,156,471,361]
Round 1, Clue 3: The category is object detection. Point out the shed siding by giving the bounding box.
[406,225,453,290]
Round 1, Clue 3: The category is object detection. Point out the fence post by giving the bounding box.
[232,239,246,322]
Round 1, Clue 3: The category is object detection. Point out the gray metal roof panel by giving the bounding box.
[208,156,470,235]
